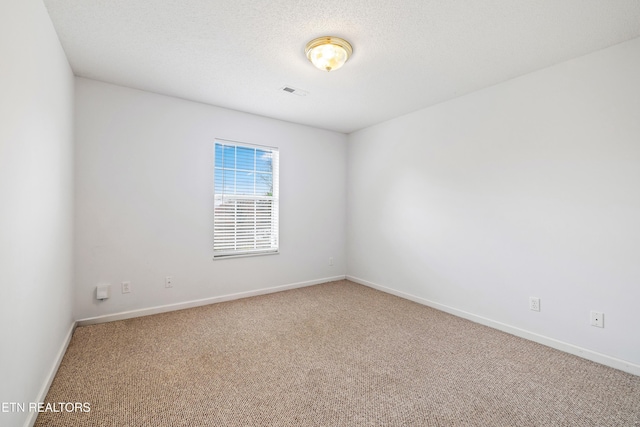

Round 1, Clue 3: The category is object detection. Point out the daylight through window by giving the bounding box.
[213,140,279,258]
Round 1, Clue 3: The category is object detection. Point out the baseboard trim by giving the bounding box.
[77,275,347,327]
[347,275,640,377]
[24,321,77,427]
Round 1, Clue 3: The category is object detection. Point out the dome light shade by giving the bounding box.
[305,37,353,72]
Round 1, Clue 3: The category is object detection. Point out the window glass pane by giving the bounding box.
[256,173,272,196]
[236,146,255,171]
[223,145,235,169]
[236,171,254,195]
[215,143,223,168]
[214,168,224,194]
[223,169,235,194]
[214,140,278,258]
[256,149,272,172]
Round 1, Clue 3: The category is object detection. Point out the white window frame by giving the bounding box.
[213,139,279,259]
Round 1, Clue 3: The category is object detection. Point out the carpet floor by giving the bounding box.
[36,280,640,426]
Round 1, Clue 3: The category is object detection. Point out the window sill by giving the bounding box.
[213,250,279,261]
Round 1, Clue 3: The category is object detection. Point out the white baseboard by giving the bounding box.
[24,321,77,427]
[347,275,640,377]
[77,275,346,327]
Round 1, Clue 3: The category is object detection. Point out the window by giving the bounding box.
[213,139,279,258]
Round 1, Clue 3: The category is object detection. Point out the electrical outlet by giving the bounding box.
[329,257,334,266]
[165,276,173,288]
[529,297,540,312]
[121,281,131,294]
[590,311,604,328]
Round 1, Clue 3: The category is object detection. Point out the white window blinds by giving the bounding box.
[214,140,279,258]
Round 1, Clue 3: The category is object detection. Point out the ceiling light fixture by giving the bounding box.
[305,36,353,72]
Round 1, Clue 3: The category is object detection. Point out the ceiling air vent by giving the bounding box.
[279,86,308,96]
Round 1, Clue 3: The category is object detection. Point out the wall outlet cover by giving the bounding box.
[96,284,111,300]
[529,297,540,312]
[590,311,604,328]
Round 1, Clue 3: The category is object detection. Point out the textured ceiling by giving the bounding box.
[43,0,640,133]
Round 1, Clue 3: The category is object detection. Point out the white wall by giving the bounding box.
[0,1,75,426]
[347,37,640,368]
[74,78,347,320]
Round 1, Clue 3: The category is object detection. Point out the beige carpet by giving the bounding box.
[37,280,640,426]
